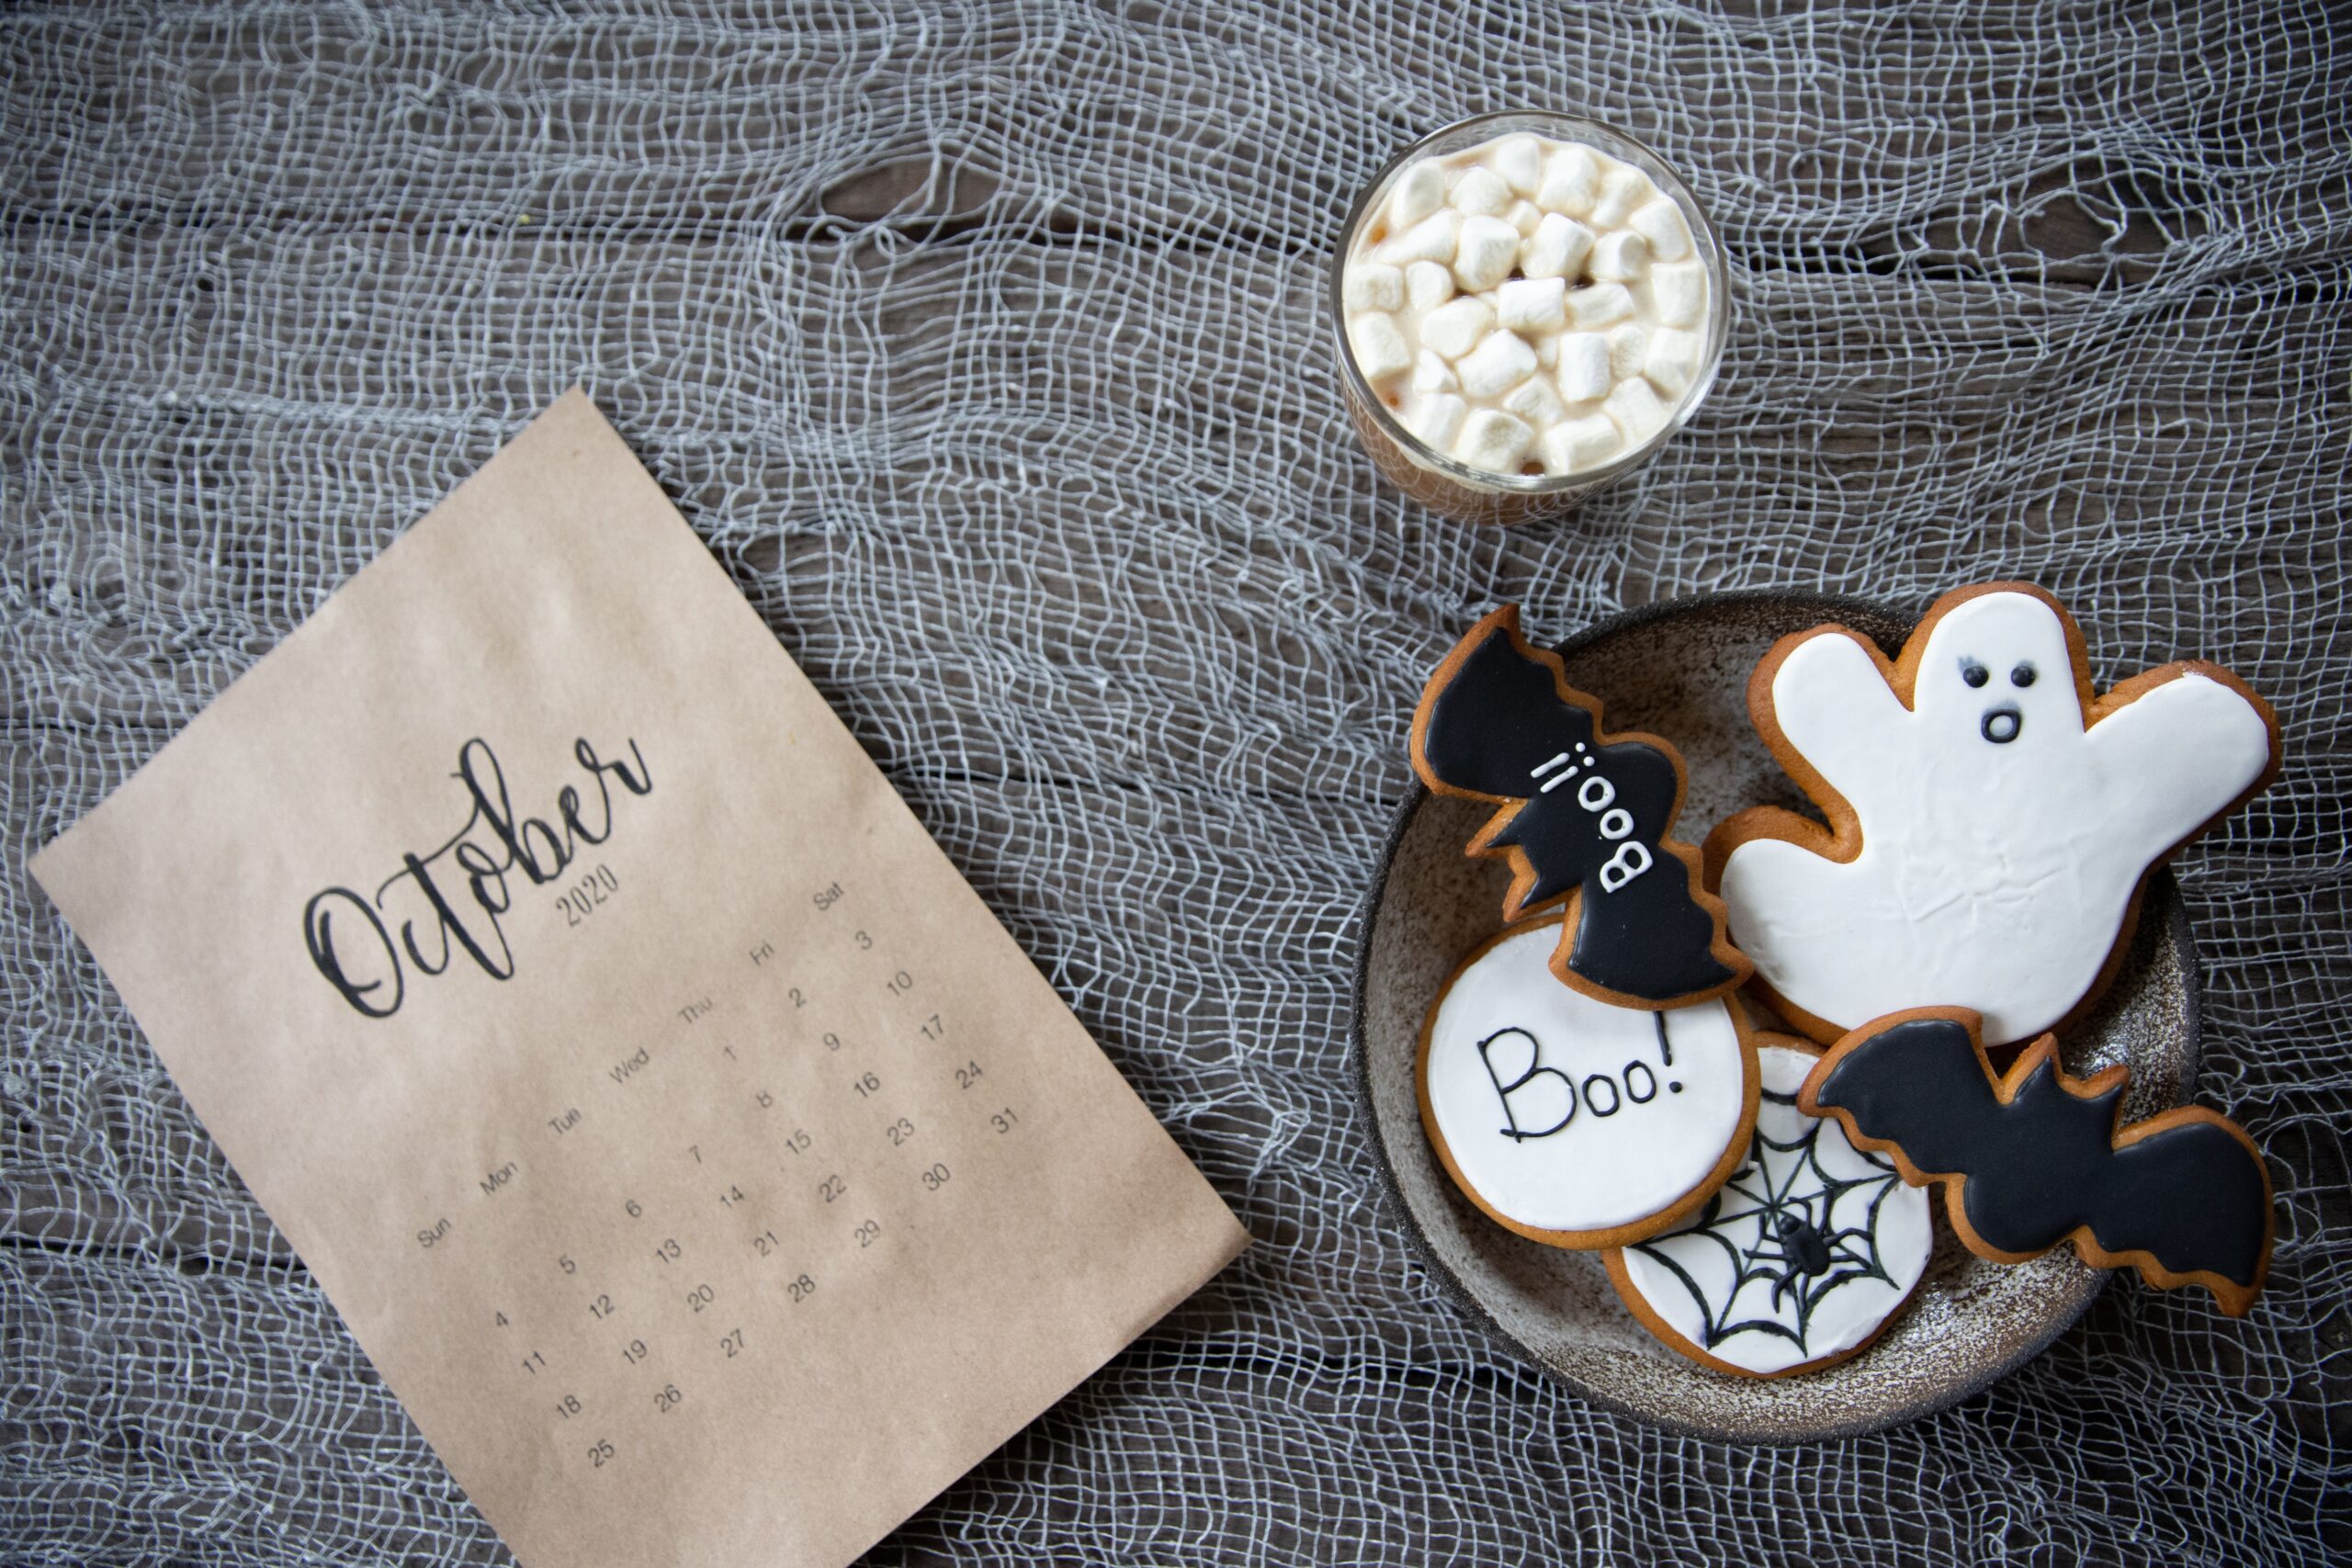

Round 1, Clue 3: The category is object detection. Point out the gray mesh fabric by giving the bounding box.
[4,2,2347,1563]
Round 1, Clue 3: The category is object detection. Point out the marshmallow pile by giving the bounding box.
[1342,132,1713,479]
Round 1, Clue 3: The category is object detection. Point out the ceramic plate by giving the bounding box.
[1351,590,2200,1442]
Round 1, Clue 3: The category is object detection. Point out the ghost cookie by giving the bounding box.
[1413,605,1750,1010]
[1801,1007,2274,1315]
[1419,917,1760,1248]
[1604,1036,1932,1378]
[1706,583,2279,1045]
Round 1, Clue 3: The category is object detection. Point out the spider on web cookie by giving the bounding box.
[1704,582,2279,1047]
[1605,1034,1932,1377]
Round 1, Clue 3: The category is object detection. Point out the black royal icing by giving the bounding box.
[1418,620,1738,1005]
[1812,1016,2269,1289]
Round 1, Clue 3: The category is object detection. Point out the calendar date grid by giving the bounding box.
[411,877,1030,1479]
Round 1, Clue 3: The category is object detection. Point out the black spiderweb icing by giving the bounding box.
[1630,1084,1905,1355]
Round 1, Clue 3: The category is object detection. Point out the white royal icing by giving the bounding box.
[1619,1044,1931,1376]
[1423,920,1747,1235]
[1720,591,2273,1043]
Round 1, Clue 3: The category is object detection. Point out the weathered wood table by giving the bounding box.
[4,3,2345,1562]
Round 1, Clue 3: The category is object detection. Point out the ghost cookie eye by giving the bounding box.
[2011,661,2037,687]
[1960,659,1990,688]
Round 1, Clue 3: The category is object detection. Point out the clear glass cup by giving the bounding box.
[1331,111,1731,525]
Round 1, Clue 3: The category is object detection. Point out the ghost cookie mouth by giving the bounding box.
[1981,705,2023,744]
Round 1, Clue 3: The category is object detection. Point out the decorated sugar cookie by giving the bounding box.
[1706,583,2279,1045]
[1412,605,1750,1010]
[1605,1037,1931,1378]
[1419,918,1759,1249]
[1801,1007,2274,1316]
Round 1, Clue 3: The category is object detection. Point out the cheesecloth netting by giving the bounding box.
[3,2,2346,1562]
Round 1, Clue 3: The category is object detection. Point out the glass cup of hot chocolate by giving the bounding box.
[1332,111,1729,525]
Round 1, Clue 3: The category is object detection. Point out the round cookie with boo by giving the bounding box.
[1418,918,1759,1250]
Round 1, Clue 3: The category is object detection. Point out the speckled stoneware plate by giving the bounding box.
[1351,590,2200,1443]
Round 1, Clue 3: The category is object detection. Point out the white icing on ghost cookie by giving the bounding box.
[1707,584,2279,1045]
[1606,1041,1932,1378]
[1419,919,1758,1248]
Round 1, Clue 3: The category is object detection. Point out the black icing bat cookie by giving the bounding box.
[1410,606,1750,1010]
[1800,1007,2274,1315]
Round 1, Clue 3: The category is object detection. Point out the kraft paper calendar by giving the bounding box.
[31,390,1249,1568]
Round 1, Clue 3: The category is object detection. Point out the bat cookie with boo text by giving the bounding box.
[1800,1007,2274,1315]
[1705,581,2278,1046]
[1411,605,1750,1010]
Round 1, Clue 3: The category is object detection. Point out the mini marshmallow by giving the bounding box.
[1536,146,1600,217]
[1605,376,1668,443]
[1449,165,1512,217]
[1607,323,1650,380]
[1408,392,1468,450]
[1645,327,1702,397]
[1557,332,1612,402]
[1456,330,1538,398]
[1589,165,1654,228]
[1404,260,1455,312]
[1521,213,1596,281]
[1495,276,1567,335]
[1451,216,1521,292]
[1539,414,1622,475]
[1501,374,1566,430]
[1492,134,1544,197]
[1420,296,1496,360]
[1350,312,1413,386]
[1563,282,1635,330]
[1389,161,1447,230]
[1411,350,1459,394]
[1651,260,1707,328]
[1506,198,1543,237]
[1452,408,1535,473]
[1533,333,1560,368]
[1377,209,1462,266]
[1343,262,1404,313]
[1589,230,1651,284]
[1628,197,1693,263]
